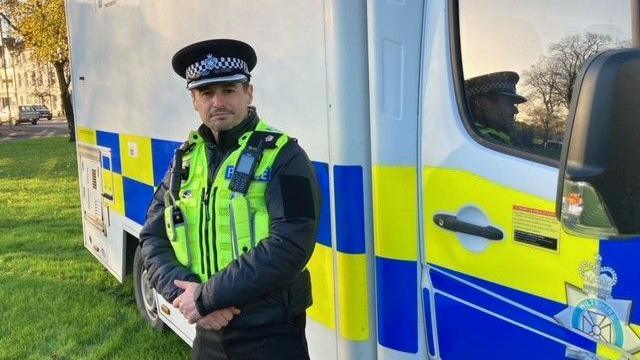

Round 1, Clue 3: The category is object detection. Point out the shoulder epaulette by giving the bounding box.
[247,130,284,149]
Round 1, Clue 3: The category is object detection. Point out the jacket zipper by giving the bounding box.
[198,190,206,276]
[229,197,240,258]
[203,143,218,279]
[249,209,256,248]
[210,187,219,273]
[202,184,213,279]
[205,140,242,275]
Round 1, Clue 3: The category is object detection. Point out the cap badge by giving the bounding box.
[204,54,217,70]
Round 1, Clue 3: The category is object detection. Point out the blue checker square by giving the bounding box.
[152,138,182,187]
[376,256,418,353]
[313,162,332,247]
[101,155,111,171]
[96,130,121,174]
[333,165,366,254]
[123,177,155,225]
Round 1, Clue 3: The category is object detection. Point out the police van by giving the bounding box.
[66,0,640,358]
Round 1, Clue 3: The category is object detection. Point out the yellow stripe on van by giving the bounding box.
[423,167,598,304]
[120,134,154,186]
[596,342,632,359]
[372,166,418,261]
[102,169,124,215]
[76,127,97,145]
[336,252,370,341]
[307,243,336,330]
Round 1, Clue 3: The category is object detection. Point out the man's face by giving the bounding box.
[482,95,519,131]
[191,82,253,134]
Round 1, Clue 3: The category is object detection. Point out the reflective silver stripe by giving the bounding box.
[249,210,256,248]
[229,200,240,259]
[187,74,248,90]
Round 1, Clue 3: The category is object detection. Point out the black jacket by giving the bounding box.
[140,108,320,328]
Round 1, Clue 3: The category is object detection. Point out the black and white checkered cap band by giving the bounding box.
[185,54,249,81]
[466,80,516,97]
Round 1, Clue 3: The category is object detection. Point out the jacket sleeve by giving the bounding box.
[195,140,320,314]
[139,162,200,302]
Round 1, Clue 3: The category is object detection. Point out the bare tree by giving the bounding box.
[522,33,620,145]
[522,60,565,146]
[548,33,614,109]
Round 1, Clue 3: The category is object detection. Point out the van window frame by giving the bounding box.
[447,0,559,168]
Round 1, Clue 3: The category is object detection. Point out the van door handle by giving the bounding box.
[433,214,503,240]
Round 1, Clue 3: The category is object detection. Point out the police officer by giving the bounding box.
[140,39,320,359]
[465,71,527,146]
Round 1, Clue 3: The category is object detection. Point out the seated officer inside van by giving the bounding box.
[465,71,527,146]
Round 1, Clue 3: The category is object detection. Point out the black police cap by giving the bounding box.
[465,71,527,104]
[171,39,257,90]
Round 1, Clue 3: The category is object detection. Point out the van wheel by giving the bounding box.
[133,245,166,331]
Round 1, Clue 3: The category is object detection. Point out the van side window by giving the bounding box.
[457,0,631,161]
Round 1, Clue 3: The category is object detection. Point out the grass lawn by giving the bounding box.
[0,138,190,359]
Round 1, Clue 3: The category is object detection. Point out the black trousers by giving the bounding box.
[192,314,310,360]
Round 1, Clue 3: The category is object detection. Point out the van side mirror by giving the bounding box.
[557,49,640,238]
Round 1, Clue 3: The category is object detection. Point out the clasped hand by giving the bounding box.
[173,280,241,330]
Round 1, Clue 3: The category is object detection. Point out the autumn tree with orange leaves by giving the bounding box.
[0,0,75,141]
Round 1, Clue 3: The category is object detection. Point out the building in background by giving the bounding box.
[0,37,64,117]
[0,36,17,113]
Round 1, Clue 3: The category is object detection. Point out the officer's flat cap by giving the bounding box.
[465,71,527,103]
[172,39,257,90]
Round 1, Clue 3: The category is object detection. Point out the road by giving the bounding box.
[0,118,69,142]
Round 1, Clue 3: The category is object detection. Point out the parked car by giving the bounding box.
[30,104,53,120]
[0,105,40,125]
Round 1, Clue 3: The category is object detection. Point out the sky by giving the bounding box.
[459,0,633,77]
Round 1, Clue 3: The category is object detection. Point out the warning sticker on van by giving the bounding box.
[512,205,559,251]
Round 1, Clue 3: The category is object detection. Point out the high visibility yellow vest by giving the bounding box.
[475,122,512,145]
[164,120,289,281]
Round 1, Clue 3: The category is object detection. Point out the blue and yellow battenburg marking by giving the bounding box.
[80,127,640,358]
[334,165,370,341]
[307,164,372,342]
[372,165,419,353]
[77,127,97,145]
[307,162,336,330]
[78,126,373,344]
[77,127,181,225]
[423,167,597,304]
[423,167,640,359]
[423,167,596,358]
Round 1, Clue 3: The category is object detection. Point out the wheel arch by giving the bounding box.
[124,230,140,277]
